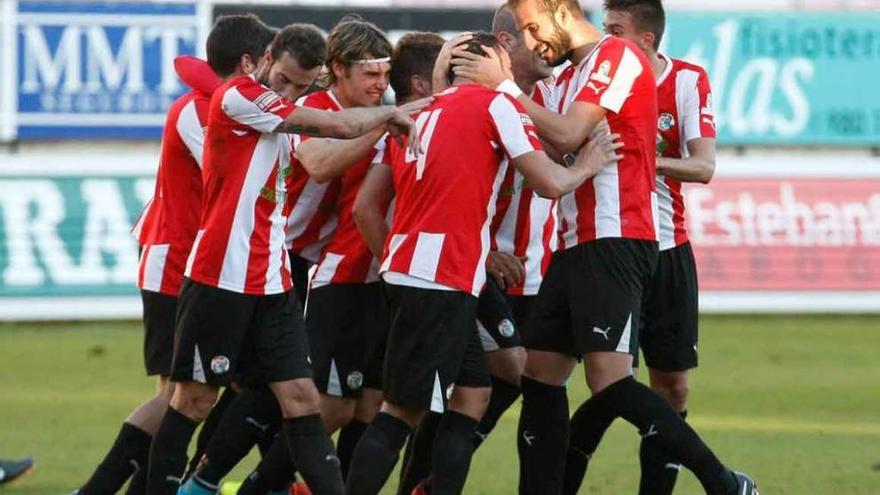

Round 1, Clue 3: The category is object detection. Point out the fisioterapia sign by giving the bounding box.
[12,1,201,140]
[662,12,880,145]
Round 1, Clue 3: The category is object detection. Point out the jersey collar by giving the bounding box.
[656,52,674,87]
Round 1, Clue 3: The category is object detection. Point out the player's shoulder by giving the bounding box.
[297,89,339,111]
[669,57,710,79]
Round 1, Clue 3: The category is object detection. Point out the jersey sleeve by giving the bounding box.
[488,94,543,160]
[681,68,717,142]
[532,79,557,111]
[221,78,296,133]
[574,40,645,114]
[176,96,209,168]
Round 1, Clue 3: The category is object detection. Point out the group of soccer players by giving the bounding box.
[74,1,759,494]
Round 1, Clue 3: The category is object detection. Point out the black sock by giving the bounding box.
[638,410,687,495]
[345,412,412,495]
[237,434,296,495]
[196,388,281,485]
[124,456,149,495]
[562,395,616,495]
[283,414,344,495]
[517,377,569,495]
[79,422,152,494]
[185,387,237,478]
[337,418,368,480]
[398,412,441,495]
[474,376,520,448]
[593,377,736,495]
[146,407,200,495]
[431,411,479,495]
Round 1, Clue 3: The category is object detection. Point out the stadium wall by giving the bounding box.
[0,0,878,319]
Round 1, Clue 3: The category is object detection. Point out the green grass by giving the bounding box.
[1,315,879,494]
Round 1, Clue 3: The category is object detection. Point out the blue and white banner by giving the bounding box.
[12,1,202,140]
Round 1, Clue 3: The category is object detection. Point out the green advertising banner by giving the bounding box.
[631,12,880,145]
[0,175,153,299]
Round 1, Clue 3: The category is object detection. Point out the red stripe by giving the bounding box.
[246,165,281,291]
[490,167,516,250]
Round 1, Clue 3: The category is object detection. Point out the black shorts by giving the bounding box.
[639,242,699,372]
[476,277,521,352]
[288,250,312,306]
[523,238,658,357]
[382,283,490,413]
[509,294,538,344]
[141,289,177,376]
[171,278,312,387]
[306,283,389,399]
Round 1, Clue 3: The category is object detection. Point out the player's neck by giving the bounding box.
[568,19,603,66]
[329,85,354,109]
[514,76,538,98]
[650,51,667,80]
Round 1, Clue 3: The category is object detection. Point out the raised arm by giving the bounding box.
[658,138,716,184]
[353,162,395,258]
[297,127,386,183]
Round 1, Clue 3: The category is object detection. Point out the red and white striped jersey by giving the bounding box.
[490,80,558,296]
[553,35,658,249]
[655,54,716,251]
[185,75,298,295]
[285,91,344,263]
[380,84,542,296]
[132,89,210,296]
[310,137,386,288]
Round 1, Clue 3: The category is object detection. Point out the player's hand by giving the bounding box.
[450,44,512,89]
[573,132,624,178]
[433,32,474,89]
[397,96,433,116]
[486,251,526,290]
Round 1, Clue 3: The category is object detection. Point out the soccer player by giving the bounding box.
[346,32,621,495]
[75,29,219,495]
[144,14,429,495]
[175,23,329,495]
[451,1,756,494]
[563,2,718,494]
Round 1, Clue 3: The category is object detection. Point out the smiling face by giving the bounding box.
[263,51,322,102]
[333,56,391,107]
[511,0,573,67]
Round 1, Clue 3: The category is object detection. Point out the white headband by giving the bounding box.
[353,57,391,65]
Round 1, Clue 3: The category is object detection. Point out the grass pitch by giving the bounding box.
[1,315,878,494]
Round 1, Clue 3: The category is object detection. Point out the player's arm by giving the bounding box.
[657,137,716,184]
[657,69,717,184]
[512,133,622,198]
[296,127,386,182]
[431,32,474,94]
[353,162,395,258]
[450,48,605,154]
[275,97,431,140]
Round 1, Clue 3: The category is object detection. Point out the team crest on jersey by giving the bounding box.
[346,371,364,390]
[658,113,675,131]
[211,356,230,375]
[590,60,612,85]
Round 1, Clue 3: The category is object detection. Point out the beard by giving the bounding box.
[545,23,573,67]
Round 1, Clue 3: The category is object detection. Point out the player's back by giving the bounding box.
[384,84,536,296]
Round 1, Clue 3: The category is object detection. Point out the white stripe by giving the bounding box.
[141,244,169,292]
[218,134,280,293]
[593,162,622,239]
[494,163,518,254]
[522,194,555,295]
[264,157,289,294]
[130,198,153,240]
[193,344,206,383]
[472,160,510,295]
[327,359,343,397]
[615,313,633,353]
[379,234,407,273]
[222,87,284,134]
[411,233,445,282]
[311,253,344,289]
[184,229,204,277]
[285,178,330,244]
[656,176,676,250]
[176,99,205,168]
[599,47,644,114]
[477,320,500,352]
[558,192,580,249]
[489,94,535,160]
[430,371,445,413]
[676,69,702,147]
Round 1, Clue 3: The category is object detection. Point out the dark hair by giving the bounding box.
[507,0,584,15]
[206,14,274,77]
[604,0,666,50]
[270,23,327,70]
[326,17,392,85]
[447,31,502,84]
[390,32,445,101]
